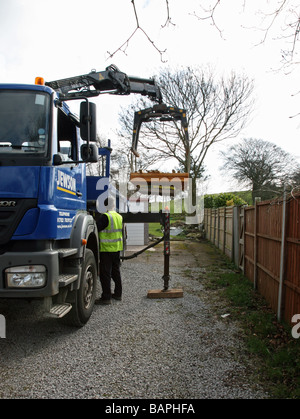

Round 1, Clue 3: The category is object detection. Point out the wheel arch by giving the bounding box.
[70,212,98,260]
[86,231,99,275]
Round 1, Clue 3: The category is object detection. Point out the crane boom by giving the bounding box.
[45,64,162,102]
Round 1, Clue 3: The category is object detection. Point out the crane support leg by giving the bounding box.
[147,211,183,299]
[120,211,183,298]
[163,211,170,290]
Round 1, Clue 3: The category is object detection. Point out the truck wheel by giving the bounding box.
[63,249,97,327]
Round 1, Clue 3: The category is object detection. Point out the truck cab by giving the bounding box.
[0,82,100,326]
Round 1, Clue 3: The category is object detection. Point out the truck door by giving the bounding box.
[55,108,86,212]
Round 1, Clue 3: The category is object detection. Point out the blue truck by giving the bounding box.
[0,65,163,326]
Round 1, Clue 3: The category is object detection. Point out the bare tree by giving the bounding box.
[190,1,300,71]
[107,0,172,62]
[220,137,300,202]
[115,1,300,70]
[291,167,300,186]
[117,109,164,174]
[118,66,254,182]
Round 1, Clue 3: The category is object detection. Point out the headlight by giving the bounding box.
[5,265,46,288]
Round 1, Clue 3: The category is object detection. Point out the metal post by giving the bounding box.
[163,211,170,290]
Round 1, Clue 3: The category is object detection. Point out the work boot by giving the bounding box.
[95,298,111,305]
[112,294,122,301]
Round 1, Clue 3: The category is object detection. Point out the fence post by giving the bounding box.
[213,209,216,245]
[217,207,220,248]
[223,207,226,255]
[233,206,239,267]
[253,198,260,290]
[230,207,234,261]
[209,208,212,241]
[277,187,287,321]
[239,206,245,273]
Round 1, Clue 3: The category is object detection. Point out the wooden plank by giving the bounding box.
[147,288,183,298]
[257,232,282,242]
[284,279,300,295]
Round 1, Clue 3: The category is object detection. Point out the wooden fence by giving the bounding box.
[203,193,300,325]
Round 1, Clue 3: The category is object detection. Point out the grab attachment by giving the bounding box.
[131,103,189,158]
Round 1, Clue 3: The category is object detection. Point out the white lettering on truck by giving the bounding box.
[57,170,76,195]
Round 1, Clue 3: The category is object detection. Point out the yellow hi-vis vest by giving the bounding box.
[99,211,123,252]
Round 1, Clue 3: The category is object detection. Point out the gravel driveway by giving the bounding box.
[0,240,268,399]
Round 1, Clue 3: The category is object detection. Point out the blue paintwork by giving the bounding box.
[0,83,111,242]
[0,83,53,95]
[0,165,87,240]
[0,166,40,198]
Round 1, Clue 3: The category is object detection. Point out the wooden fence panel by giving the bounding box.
[244,206,255,284]
[256,201,282,314]
[283,195,300,323]
[238,207,245,272]
[204,207,234,260]
[211,209,217,245]
[225,207,233,259]
[203,194,300,325]
[218,207,225,253]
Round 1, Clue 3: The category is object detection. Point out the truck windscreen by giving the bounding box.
[0,90,50,157]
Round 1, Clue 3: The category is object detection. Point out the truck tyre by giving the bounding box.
[63,249,97,327]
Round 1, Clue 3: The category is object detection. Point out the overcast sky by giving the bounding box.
[1,0,299,193]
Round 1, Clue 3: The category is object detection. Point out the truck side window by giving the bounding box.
[57,108,77,161]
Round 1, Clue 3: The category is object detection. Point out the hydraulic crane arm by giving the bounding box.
[131,103,189,157]
[46,65,189,161]
[45,64,162,103]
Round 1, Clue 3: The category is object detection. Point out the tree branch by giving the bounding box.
[117,66,254,178]
[107,0,168,62]
[191,1,300,70]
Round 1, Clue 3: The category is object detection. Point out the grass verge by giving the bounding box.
[205,251,300,399]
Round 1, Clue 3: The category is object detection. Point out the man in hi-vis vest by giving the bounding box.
[95,197,123,305]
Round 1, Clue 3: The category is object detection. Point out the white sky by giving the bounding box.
[1,0,300,193]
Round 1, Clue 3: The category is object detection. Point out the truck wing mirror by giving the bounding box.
[81,143,98,163]
[53,153,63,165]
[80,101,97,141]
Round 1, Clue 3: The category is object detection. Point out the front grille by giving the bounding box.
[0,199,37,245]
[0,211,12,220]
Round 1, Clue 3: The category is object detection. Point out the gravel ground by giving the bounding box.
[0,241,268,399]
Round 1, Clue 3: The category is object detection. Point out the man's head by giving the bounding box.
[104,197,116,211]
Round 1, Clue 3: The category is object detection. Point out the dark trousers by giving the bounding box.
[99,251,122,300]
